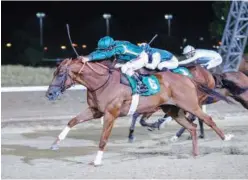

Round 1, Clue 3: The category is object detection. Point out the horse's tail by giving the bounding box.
[193,80,235,104]
[222,79,248,96]
[229,95,248,110]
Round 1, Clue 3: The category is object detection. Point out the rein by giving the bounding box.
[63,24,112,92]
[68,58,112,92]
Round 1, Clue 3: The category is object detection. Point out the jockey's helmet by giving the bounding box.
[97,36,115,50]
[138,42,151,52]
[183,45,196,58]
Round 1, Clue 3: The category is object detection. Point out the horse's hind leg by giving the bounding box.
[171,113,197,142]
[152,114,173,130]
[170,108,199,156]
[128,113,141,143]
[50,107,102,150]
[198,105,206,139]
[198,119,204,138]
[192,108,234,141]
[139,113,158,131]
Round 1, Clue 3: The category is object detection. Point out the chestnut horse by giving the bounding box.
[46,58,233,166]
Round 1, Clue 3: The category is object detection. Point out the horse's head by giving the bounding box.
[46,58,77,101]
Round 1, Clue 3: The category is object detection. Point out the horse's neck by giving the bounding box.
[79,62,111,91]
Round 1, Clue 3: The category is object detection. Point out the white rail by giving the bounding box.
[1,85,86,92]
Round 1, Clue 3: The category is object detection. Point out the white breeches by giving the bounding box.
[157,56,179,70]
[145,52,161,70]
[121,51,149,76]
[205,57,223,69]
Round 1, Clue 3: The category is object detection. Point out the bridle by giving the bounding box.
[52,58,112,93]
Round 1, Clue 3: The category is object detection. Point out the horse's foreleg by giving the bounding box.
[50,107,102,150]
[93,99,122,166]
[128,113,140,143]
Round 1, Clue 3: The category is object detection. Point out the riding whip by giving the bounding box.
[148,34,158,45]
[66,24,79,57]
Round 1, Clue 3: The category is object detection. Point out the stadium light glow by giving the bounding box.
[6,43,12,47]
[61,45,66,50]
[72,43,78,47]
[103,13,111,19]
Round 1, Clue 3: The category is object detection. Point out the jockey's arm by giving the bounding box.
[179,53,200,65]
[86,45,130,62]
[86,50,116,61]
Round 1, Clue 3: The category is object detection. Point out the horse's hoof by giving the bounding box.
[224,134,234,141]
[187,136,192,140]
[50,144,59,151]
[147,127,155,131]
[89,161,103,167]
[193,153,199,158]
[199,135,205,139]
[170,135,179,142]
[128,137,136,143]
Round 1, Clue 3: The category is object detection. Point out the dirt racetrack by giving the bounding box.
[1,90,248,179]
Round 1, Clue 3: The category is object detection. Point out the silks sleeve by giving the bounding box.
[87,46,125,61]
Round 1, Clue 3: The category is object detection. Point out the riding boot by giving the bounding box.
[132,73,148,94]
[160,67,168,72]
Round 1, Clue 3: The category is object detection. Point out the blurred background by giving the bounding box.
[1,1,248,86]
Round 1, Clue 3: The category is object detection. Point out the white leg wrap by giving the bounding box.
[224,134,234,141]
[127,94,140,116]
[170,135,179,142]
[202,105,207,113]
[58,126,71,140]
[100,116,104,125]
[94,150,104,165]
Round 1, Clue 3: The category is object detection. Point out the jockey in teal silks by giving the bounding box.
[137,43,179,71]
[81,36,149,94]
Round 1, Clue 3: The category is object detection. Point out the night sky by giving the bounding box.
[2,1,215,54]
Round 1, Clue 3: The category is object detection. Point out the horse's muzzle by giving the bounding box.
[46,87,62,101]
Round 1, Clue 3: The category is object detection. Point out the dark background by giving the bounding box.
[2,1,218,66]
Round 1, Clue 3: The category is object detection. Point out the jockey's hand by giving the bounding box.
[81,56,89,63]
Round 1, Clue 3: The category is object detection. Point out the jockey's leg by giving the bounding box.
[157,55,179,71]
[145,52,161,70]
[121,51,149,93]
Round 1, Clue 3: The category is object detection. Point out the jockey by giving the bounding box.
[179,45,223,69]
[80,36,149,94]
[138,43,179,71]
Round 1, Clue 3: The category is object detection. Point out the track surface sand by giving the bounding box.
[2,91,248,179]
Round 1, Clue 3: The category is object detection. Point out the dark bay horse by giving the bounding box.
[129,67,248,142]
[46,58,233,166]
[170,70,248,140]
